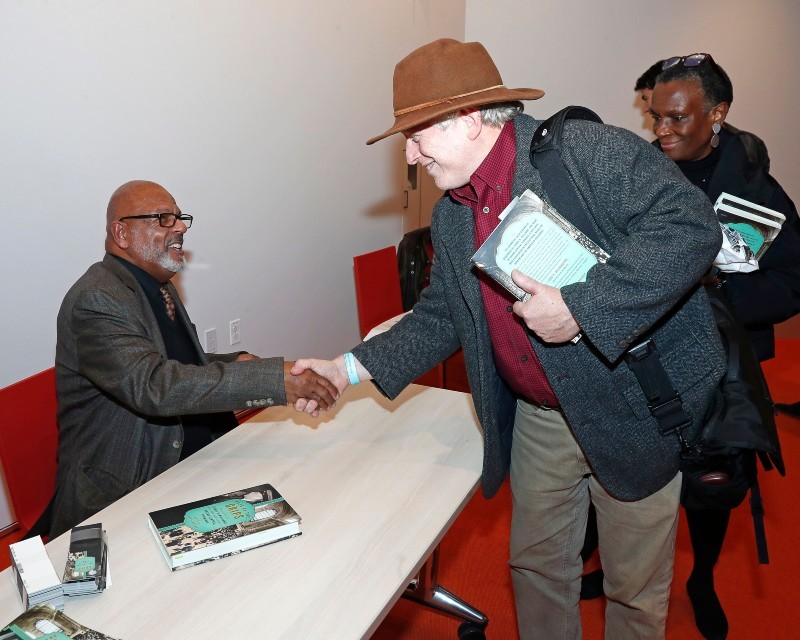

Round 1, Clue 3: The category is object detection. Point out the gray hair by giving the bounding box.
[435,101,524,130]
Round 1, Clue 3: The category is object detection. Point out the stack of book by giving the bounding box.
[714,191,785,264]
[61,523,109,597]
[147,482,302,571]
[0,603,119,640]
[8,537,64,611]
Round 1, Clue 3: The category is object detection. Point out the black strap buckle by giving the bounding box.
[649,396,693,449]
[625,339,655,362]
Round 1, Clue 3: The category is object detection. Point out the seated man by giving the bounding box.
[49,180,337,538]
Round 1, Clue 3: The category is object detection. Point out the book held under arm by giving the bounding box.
[147,483,301,571]
[713,191,785,272]
[471,189,609,301]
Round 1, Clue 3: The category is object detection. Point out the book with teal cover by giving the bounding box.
[713,191,785,261]
[147,483,301,571]
[471,189,608,301]
[62,524,108,596]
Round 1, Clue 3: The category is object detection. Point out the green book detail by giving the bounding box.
[184,499,257,533]
[73,555,95,574]
[726,222,764,256]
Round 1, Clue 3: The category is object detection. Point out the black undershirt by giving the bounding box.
[674,144,721,195]
[113,256,236,459]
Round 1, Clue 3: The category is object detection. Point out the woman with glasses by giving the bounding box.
[650,54,800,640]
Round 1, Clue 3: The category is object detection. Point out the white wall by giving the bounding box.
[0,0,466,388]
[466,0,799,199]
[0,0,465,528]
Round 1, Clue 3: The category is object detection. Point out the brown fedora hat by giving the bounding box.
[366,39,544,145]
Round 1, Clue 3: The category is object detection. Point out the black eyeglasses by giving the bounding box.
[118,213,193,228]
[662,53,713,71]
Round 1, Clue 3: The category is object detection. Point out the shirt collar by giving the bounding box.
[451,119,516,205]
[111,254,165,298]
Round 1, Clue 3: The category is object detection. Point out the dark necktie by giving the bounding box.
[159,284,176,321]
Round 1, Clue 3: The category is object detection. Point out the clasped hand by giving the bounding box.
[511,270,581,343]
[290,356,355,416]
[283,361,340,418]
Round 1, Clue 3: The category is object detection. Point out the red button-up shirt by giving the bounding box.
[450,120,559,407]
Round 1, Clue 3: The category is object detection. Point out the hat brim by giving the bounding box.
[366,86,544,145]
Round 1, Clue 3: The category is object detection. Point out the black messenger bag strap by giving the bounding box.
[622,341,694,450]
[529,105,694,445]
[530,105,608,252]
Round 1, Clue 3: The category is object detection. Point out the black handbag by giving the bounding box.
[530,106,785,563]
[680,286,784,507]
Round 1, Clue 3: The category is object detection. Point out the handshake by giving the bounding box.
[281,355,370,418]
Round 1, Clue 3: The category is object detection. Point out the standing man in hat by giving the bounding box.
[294,40,725,638]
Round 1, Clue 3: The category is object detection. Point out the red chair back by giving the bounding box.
[353,246,405,338]
[353,246,443,388]
[0,368,58,532]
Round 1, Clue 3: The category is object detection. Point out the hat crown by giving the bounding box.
[366,39,543,144]
[392,39,504,116]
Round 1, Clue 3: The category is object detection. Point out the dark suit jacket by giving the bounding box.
[354,114,726,502]
[51,254,286,537]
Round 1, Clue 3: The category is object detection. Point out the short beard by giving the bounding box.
[157,252,187,273]
[132,231,187,273]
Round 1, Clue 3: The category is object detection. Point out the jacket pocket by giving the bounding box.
[76,465,130,513]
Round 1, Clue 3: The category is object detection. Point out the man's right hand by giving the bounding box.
[283,362,339,417]
[291,355,368,414]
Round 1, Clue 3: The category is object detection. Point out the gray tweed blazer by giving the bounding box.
[354,113,726,501]
[51,254,286,537]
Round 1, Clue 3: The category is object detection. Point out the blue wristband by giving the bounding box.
[343,352,360,386]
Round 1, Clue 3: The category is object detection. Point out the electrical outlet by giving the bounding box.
[204,328,217,353]
[229,318,241,345]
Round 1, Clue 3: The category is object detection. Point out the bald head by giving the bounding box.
[105,180,188,282]
[106,180,175,227]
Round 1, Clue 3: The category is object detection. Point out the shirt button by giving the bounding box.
[172,440,182,449]
[496,185,502,191]
[507,305,513,312]
[482,206,490,214]
[521,355,528,362]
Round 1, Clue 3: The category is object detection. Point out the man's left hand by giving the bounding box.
[511,270,581,343]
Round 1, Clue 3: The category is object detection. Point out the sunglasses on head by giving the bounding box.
[662,53,713,70]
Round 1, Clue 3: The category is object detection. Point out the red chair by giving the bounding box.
[353,246,405,339]
[0,368,58,569]
[354,247,442,387]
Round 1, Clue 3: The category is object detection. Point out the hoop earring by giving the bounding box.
[710,122,721,149]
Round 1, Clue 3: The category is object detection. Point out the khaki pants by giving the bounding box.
[509,399,681,640]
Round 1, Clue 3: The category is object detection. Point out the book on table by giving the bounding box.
[471,189,608,301]
[147,483,302,571]
[62,523,109,597]
[0,603,118,640]
[8,537,63,612]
